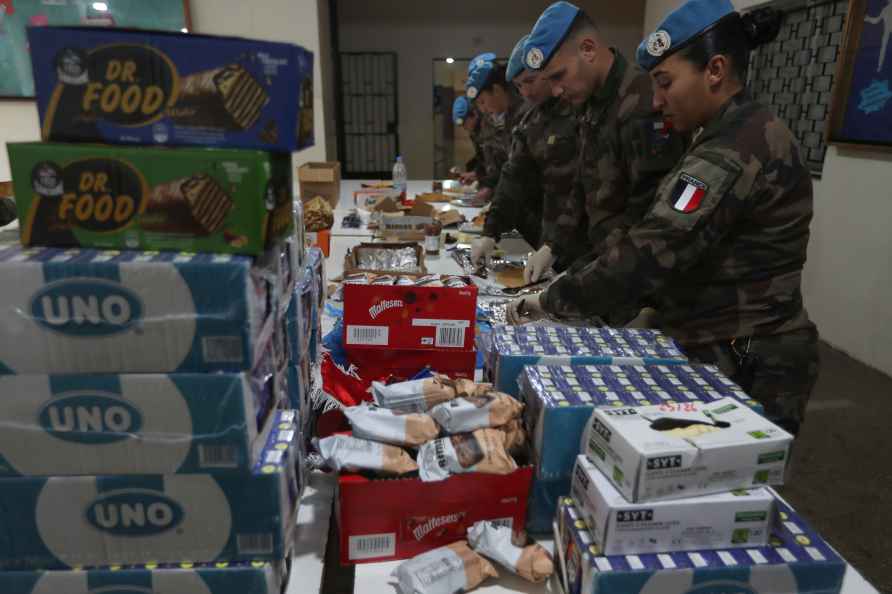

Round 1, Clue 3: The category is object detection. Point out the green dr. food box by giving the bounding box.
[7,142,293,255]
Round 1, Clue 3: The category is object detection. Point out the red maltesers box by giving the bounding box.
[337,465,534,564]
[343,280,477,351]
[345,346,476,380]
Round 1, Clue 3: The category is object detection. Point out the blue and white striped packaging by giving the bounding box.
[0,245,276,374]
[557,495,845,594]
[484,326,688,396]
[0,411,302,569]
[521,364,763,481]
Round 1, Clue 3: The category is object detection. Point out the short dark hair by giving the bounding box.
[678,8,781,82]
[567,10,598,40]
[480,64,508,94]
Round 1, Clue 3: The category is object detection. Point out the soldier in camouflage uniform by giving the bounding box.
[475,34,581,262]
[518,3,686,289]
[453,96,485,185]
[512,0,818,435]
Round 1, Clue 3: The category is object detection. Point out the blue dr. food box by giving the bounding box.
[29,27,314,152]
[484,326,688,396]
[0,411,301,569]
[521,364,763,481]
[557,496,846,594]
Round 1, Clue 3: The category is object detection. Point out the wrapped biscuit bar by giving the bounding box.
[417,428,517,482]
[372,375,459,413]
[414,274,444,287]
[429,391,523,434]
[467,521,553,583]
[343,403,440,447]
[172,64,269,130]
[391,541,497,594]
[315,435,417,475]
[370,275,398,285]
[343,273,371,285]
[144,174,234,234]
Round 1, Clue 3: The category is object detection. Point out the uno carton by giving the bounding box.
[557,497,845,594]
[520,364,763,481]
[484,326,687,396]
[0,244,274,374]
[0,371,280,476]
[343,276,477,351]
[0,411,301,569]
[570,456,774,555]
[29,27,314,152]
[7,142,292,255]
[582,398,793,503]
[0,560,288,594]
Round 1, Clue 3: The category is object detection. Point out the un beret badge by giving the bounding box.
[526,47,545,70]
[647,30,672,57]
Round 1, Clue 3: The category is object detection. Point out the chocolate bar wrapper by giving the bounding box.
[391,541,497,594]
[417,429,517,482]
[316,435,417,475]
[429,392,523,434]
[172,65,269,131]
[344,403,440,447]
[467,521,553,583]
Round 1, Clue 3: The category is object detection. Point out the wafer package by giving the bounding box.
[316,434,417,475]
[0,245,275,374]
[429,392,523,434]
[418,429,517,482]
[7,142,292,255]
[391,541,498,594]
[344,403,441,447]
[467,521,553,583]
[29,27,314,152]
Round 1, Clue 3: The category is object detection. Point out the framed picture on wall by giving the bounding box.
[0,0,191,100]
[828,0,892,148]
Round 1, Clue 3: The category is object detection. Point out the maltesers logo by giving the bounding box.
[409,512,466,541]
[368,299,403,320]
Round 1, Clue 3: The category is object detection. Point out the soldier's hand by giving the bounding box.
[471,236,497,266]
[460,171,478,185]
[473,186,493,206]
[524,245,556,284]
[507,293,547,325]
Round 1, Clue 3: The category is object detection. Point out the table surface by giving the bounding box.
[289,180,880,594]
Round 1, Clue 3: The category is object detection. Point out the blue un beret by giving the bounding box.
[453,96,470,125]
[522,2,580,71]
[469,52,497,74]
[466,60,495,101]
[637,0,736,71]
[507,34,530,81]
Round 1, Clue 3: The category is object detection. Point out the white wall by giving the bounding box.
[0,0,328,181]
[337,0,647,179]
[645,0,892,376]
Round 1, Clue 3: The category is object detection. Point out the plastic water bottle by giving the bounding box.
[392,155,408,200]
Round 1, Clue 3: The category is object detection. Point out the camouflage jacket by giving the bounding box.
[478,93,527,190]
[575,50,686,257]
[542,91,816,346]
[483,97,579,250]
[469,119,487,179]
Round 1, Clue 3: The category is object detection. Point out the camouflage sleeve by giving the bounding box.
[542,151,756,319]
[472,137,487,179]
[483,127,539,239]
[585,114,686,252]
[0,197,16,227]
[479,129,511,190]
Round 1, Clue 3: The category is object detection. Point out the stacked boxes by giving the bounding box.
[0,26,313,588]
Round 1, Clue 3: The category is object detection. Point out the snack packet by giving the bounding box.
[417,428,517,482]
[372,375,459,413]
[343,403,440,447]
[304,195,334,231]
[391,541,497,594]
[498,419,527,454]
[429,391,523,434]
[315,435,417,475]
[467,521,553,583]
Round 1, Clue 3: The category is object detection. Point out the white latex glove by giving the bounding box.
[507,293,547,325]
[524,245,556,284]
[471,236,497,266]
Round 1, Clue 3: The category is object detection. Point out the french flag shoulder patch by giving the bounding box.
[671,173,709,213]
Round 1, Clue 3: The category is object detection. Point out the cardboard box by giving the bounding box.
[526,475,572,535]
[557,497,846,594]
[344,277,477,351]
[571,456,774,555]
[484,326,688,396]
[8,142,293,256]
[375,214,434,241]
[0,411,301,569]
[298,162,341,209]
[29,27,313,152]
[338,465,534,564]
[346,346,476,380]
[0,244,276,374]
[520,364,764,481]
[582,398,793,503]
[343,242,426,276]
[0,560,288,594]
[0,370,281,476]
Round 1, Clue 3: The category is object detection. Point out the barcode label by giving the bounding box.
[348,533,395,560]
[347,325,389,346]
[202,337,244,363]
[237,533,274,555]
[198,445,239,468]
[436,326,465,348]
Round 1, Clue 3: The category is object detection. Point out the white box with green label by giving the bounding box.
[570,455,775,555]
[581,397,793,503]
